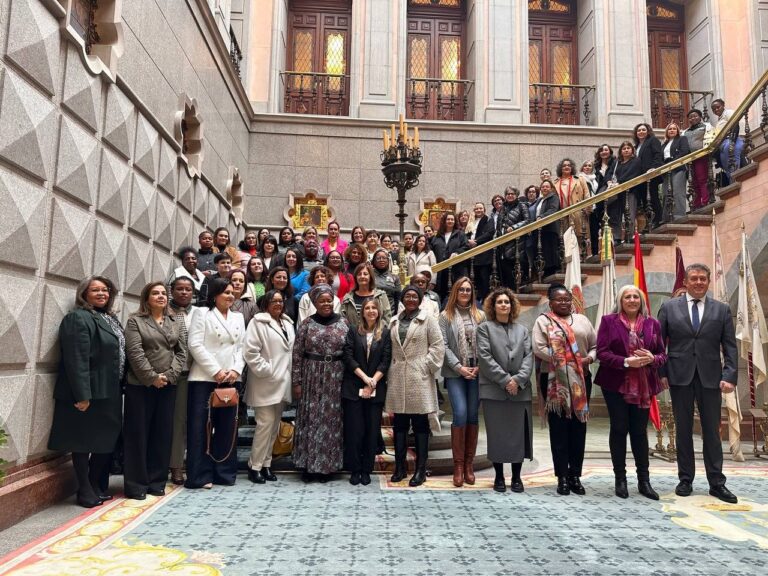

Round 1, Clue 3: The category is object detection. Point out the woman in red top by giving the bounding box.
[325,250,353,300]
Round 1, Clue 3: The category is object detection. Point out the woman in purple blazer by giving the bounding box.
[595,285,667,501]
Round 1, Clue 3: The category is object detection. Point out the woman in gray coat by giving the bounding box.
[124,281,186,499]
[477,288,533,493]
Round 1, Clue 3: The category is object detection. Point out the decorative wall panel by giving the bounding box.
[0,166,47,271]
[55,117,100,206]
[6,0,60,95]
[47,197,94,281]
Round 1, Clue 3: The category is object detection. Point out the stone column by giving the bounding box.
[484,0,527,124]
[591,0,650,129]
[356,0,399,119]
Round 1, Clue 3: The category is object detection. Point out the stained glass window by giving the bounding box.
[660,47,682,105]
[528,40,542,98]
[647,3,679,19]
[528,0,570,13]
[325,32,346,91]
[410,0,460,7]
[293,31,314,89]
[440,37,460,95]
[409,36,429,95]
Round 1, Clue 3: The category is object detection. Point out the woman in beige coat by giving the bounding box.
[385,286,445,487]
[243,289,295,484]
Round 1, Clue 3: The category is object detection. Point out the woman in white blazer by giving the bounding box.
[243,289,296,484]
[186,277,246,489]
[406,234,436,278]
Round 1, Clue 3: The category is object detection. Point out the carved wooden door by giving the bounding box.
[406,5,465,120]
[647,1,688,128]
[286,4,350,116]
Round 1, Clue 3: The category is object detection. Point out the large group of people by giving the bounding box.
[48,104,743,508]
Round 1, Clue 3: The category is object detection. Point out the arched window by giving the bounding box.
[283,0,351,116]
[528,0,580,125]
[406,0,469,121]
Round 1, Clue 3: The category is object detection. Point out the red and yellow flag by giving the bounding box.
[633,231,661,430]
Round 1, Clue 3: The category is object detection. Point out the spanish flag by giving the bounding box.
[634,231,661,430]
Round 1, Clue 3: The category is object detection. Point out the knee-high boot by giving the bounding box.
[464,424,479,485]
[390,431,408,483]
[409,433,429,487]
[451,426,465,487]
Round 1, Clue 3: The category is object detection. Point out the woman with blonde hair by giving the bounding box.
[342,297,392,485]
[596,284,667,500]
[439,277,485,487]
[661,121,691,219]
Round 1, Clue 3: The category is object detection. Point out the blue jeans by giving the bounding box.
[445,376,479,427]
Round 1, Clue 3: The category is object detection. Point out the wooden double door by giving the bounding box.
[286,3,351,116]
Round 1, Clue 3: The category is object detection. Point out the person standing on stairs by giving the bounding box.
[476,288,533,493]
[532,284,597,496]
[385,286,445,487]
[439,278,485,488]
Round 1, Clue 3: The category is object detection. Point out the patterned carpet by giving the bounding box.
[1,464,767,575]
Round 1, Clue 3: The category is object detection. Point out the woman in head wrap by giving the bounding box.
[291,283,349,482]
[385,285,445,487]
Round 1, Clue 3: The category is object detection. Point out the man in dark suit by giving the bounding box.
[468,202,494,302]
[658,263,739,503]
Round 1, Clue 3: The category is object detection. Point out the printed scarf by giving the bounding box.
[618,313,651,409]
[544,312,589,422]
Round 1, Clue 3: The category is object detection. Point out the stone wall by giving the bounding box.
[247,115,634,232]
[0,0,249,472]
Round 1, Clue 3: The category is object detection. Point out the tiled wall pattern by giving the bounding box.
[0,0,248,468]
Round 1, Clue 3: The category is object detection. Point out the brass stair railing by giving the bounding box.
[433,68,768,275]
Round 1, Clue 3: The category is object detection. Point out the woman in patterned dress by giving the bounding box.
[292,284,349,482]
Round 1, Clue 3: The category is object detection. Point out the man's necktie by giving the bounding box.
[691,299,700,331]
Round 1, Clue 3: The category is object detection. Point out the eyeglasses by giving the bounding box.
[457,288,473,294]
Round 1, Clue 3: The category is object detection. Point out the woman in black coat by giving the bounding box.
[606,141,643,244]
[342,297,391,486]
[431,211,469,302]
[661,122,692,219]
[633,122,664,229]
[531,179,561,278]
[48,276,125,508]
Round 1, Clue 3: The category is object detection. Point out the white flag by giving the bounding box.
[564,226,584,313]
[595,222,616,335]
[713,220,743,461]
[736,229,768,389]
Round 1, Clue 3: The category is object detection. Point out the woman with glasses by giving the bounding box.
[243,289,295,484]
[532,284,597,496]
[439,277,485,487]
[386,286,445,487]
[477,288,533,493]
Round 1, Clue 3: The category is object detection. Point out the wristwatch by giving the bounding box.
[623,358,630,368]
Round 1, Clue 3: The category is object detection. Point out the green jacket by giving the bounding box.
[53,308,123,402]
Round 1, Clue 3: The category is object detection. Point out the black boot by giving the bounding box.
[408,433,429,487]
[638,479,659,500]
[72,453,101,508]
[615,476,629,499]
[556,476,570,495]
[567,475,586,495]
[493,462,506,493]
[390,431,408,483]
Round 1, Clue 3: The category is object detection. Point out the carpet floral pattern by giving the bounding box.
[1,464,766,575]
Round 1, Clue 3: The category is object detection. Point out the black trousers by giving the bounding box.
[635,177,663,226]
[343,399,383,474]
[540,372,591,477]
[123,384,176,496]
[670,373,725,487]
[473,264,492,302]
[603,389,650,481]
[499,256,517,291]
[185,381,239,488]
[589,203,605,257]
[392,413,430,435]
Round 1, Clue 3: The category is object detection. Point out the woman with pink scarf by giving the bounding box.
[595,284,667,501]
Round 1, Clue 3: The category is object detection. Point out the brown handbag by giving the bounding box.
[272,420,294,457]
[206,386,240,463]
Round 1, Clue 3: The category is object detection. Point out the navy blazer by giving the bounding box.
[595,313,667,395]
[658,296,738,389]
[342,326,391,403]
[535,193,560,235]
[636,136,664,172]
[662,136,691,173]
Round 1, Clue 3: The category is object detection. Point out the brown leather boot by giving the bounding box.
[464,424,479,485]
[451,426,465,487]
